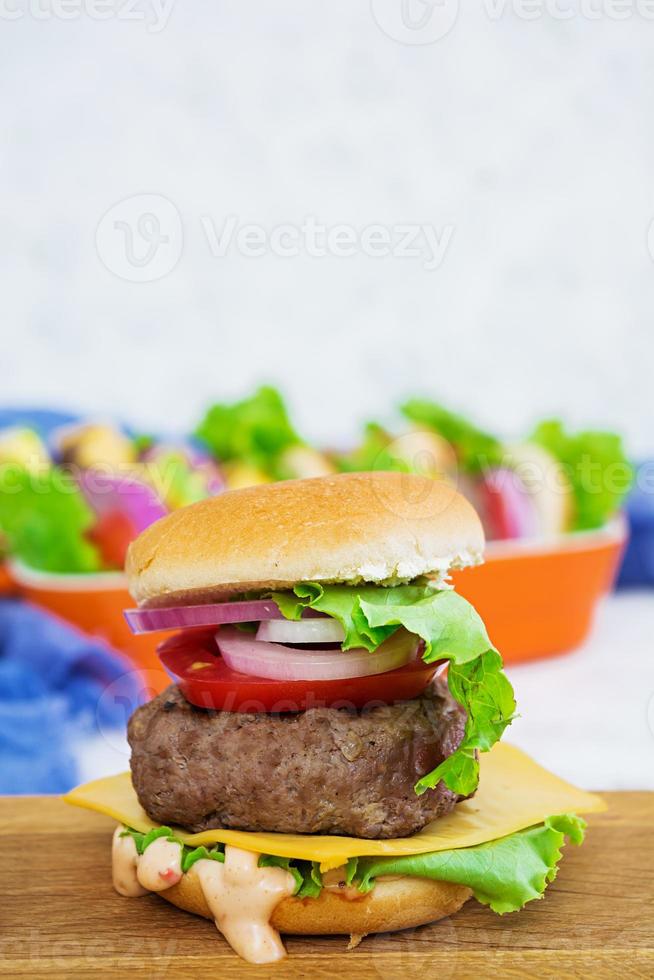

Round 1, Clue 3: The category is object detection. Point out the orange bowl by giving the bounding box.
[451,517,628,664]
[9,561,171,692]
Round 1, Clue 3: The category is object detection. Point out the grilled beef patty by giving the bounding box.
[128,680,466,839]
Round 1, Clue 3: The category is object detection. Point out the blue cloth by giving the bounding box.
[0,406,80,440]
[0,600,142,794]
[617,461,654,588]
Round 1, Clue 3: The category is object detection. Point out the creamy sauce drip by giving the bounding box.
[111,827,296,964]
[111,827,148,897]
[195,847,296,964]
[136,837,183,891]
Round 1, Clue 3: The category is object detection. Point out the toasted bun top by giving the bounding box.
[126,472,484,606]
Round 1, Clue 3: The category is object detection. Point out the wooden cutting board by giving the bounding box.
[1,793,653,978]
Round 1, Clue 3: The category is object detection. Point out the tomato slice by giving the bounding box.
[158,629,440,713]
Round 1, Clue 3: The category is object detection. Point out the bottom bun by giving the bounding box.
[161,871,472,936]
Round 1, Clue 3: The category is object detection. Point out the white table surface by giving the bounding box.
[75,592,654,792]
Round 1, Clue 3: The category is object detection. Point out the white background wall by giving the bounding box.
[2,2,653,454]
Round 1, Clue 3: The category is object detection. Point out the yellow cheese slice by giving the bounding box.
[64,742,606,872]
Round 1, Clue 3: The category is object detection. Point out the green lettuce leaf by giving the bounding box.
[121,827,226,871]
[401,399,503,474]
[258,854,303,893]
[0,464,102,573]
[297,861,323,898]
[269,584,516,797]
[258,856,322,897]
[118,827,148,854]
[182,845,225,872]
[120,815,585,914]
[120,825,181,856]
[344,857,359,886]
[194,386,301,480]
[355,814,586,913]
[530,419,633,530]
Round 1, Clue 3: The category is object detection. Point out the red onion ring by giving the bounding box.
[124,599,285,634]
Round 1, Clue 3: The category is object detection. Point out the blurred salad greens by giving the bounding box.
[0,423,225,573]
[195,386,302,482]
[335,397,632,535]
[400,398,504,473]
[0,465,102,573]
[531,419,633,531]
[335,422,403,474]
[0,391,635,574]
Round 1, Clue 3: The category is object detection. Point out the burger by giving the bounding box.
[66,472,604,964]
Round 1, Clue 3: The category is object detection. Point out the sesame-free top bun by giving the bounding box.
[161,868,472,937]
[126,472,484,607]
